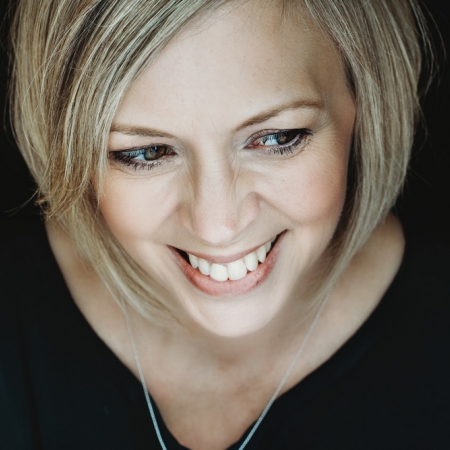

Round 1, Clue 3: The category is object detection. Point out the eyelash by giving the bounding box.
[109,147,173,171]
[247,129,311,155]
[109,128,312,171]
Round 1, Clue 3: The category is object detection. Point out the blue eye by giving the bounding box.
[109,128,312,172]
[109,145,174,171]
[137,146,170,161]
[249,129,311,155]
[259,130,301,146]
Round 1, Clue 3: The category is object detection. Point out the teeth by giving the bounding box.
[256,245,267,263]
[210,263,228,281]
[227,259,247,280]
[243,252,258,271]
[186,236,276,281]
[189,254,199,269]
[198,258,211,276]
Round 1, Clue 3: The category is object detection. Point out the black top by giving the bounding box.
[0,218,449,450]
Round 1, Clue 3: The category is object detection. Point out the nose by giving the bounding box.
[178,156,260,247]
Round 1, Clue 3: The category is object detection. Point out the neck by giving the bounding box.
[46,214,405,390]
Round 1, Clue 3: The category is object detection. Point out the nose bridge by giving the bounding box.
[180,152,258,246]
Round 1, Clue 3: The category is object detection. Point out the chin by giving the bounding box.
[175,280,290,338]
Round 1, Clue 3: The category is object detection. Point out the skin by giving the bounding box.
[47,1,405,448]
[105,4,352,337]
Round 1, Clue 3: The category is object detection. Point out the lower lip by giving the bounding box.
[169,231,286,296]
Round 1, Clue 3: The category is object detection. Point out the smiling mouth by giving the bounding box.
[178,235,278,281]
[169,232,285,296]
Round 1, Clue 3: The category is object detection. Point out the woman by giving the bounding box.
[1,0,449,449]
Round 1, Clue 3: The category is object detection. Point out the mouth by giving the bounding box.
[168,231,286,296]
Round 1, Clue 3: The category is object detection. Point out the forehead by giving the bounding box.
[114,0,348,132]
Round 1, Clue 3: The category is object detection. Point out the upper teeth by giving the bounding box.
[187,237,275,282]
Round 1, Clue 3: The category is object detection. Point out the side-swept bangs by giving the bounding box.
[9,0,431,317]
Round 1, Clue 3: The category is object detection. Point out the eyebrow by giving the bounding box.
[235,98,325,132]
[109,124,175,139]
[110,98,325,137]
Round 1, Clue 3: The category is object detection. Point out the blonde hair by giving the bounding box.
[9,0,431,318]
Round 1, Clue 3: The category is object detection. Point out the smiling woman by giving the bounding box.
[1,0,449,449]
[99,5,356,336]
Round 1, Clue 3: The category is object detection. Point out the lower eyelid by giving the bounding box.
[109,147,178,172]
[249,129,310,148]
[262,133,310,153]
[110,131,310,170]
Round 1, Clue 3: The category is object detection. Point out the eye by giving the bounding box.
[136,146,170,161]
[257,130,301,146]
[109,145,175,171]
[246,128,311,155]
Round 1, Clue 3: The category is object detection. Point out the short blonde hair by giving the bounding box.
[9,0,431,318]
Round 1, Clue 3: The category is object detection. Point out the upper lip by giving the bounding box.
[171,233,280,264]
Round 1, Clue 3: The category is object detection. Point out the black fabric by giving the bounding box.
[0,218,449,450]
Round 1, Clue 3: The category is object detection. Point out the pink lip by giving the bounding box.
[177,241,271,265]
[168,231,286,296]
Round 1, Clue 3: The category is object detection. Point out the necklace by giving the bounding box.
[120,287,332,450]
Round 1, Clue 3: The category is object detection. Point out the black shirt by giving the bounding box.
[1,218,449,449]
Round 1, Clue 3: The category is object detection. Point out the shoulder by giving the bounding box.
[0,218,52,446]
[398,231,450,303]
[0,217,51,305]
[0,216,69,339]
[394,231,450,337]
[378,230,450,397]
[0,216,58,336]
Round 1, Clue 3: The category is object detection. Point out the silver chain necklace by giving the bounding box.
[120,287,332,450]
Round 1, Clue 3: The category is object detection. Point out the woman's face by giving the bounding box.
[103,1,355,337]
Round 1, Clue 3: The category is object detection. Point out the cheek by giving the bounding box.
[258,143,349,227]
[99,172,177,248]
